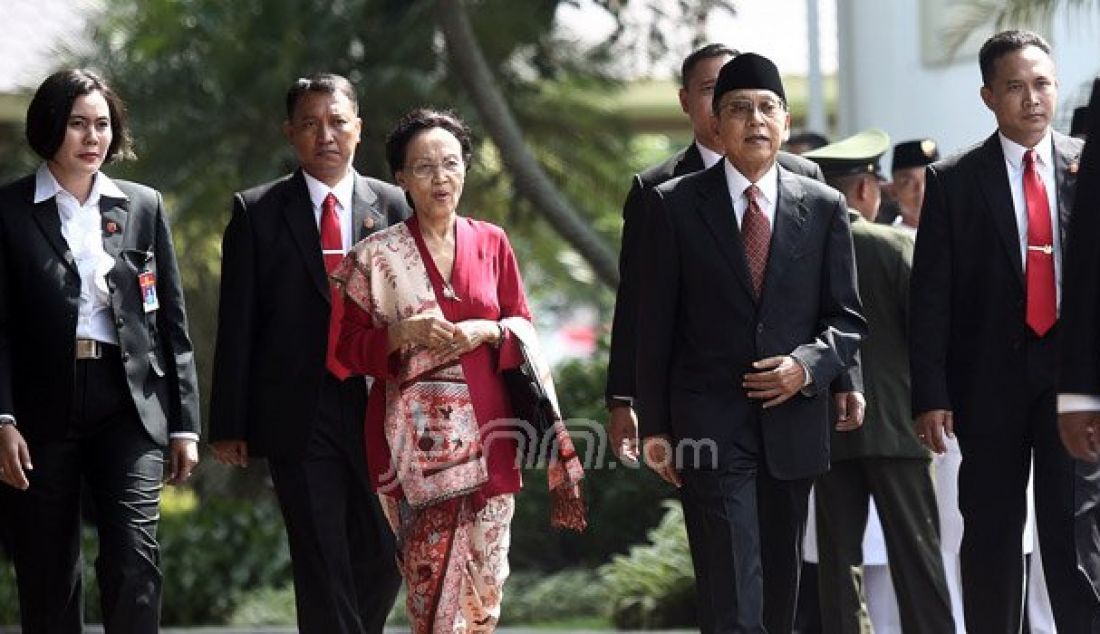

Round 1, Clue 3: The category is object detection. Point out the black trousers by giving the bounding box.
[679,414,812,634]
[758,469,812,634]
[814,457,954,634]
[957,334,1100,633]
[5,347,165,633]
[268,374,401,634]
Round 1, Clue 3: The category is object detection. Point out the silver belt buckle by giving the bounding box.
[1027,244,1054,256]
[75,339,103,360]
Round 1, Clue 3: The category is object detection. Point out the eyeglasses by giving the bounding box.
[720,98,786,121]
[407,157,465,179]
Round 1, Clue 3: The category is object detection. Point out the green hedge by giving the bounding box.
[600,500,698,629]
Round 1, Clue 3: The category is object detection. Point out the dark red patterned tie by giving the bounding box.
[743,184,771,299]
[321,193,350,379]
[1023,150,1056,336]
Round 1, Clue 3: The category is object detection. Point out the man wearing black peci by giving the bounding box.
[635,53,865,633]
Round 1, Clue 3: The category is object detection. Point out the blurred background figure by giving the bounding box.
[786,131,830,155]
[1070,105,1090,140]
[889,139,940,235]
[805,130,954,634]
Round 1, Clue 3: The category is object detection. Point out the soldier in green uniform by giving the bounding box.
[804,131,954,634]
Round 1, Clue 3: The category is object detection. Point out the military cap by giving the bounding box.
[1071,106,1089,138]
[803,129,891,178]
[712,52,786,112]
[891,138,940,172]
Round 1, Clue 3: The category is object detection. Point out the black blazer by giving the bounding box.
[635,161,865,479]
[0,174,201,446]
[606,144,825,402]
[208,170,409,458]
[910,131,1082,431]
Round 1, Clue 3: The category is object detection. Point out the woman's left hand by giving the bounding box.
[444,320,500,357]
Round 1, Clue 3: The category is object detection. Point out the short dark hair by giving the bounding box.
[25,68,134,163]
[286,73,358,119]
[978,29,1051,86]
[384,108,474,177]
[680,43,739,89]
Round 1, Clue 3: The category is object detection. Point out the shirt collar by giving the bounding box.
[724,158,779,207]
[33,163,127,206]
[695,141,723,169]
[999,130,1053,170]
[303,168,355,213]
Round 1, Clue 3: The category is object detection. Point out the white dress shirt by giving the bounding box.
[696,141,723,170]
[303,168,355,254]
[35,164,124,345]
[999,132,1062,309]
[892,216,917,236]
[724,158,779,230]
[722,158,814,388]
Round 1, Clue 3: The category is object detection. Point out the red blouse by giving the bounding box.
[336,215,532,506]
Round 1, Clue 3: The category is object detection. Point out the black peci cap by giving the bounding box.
[892,139,940,172]
[712,53,786,111]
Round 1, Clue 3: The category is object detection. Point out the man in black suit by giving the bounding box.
[0,69,200,632]
[607,44,825,462]
[635,53,865,633]
[1054,75,1100,629]
[208,73,406,634]
[910,30,1098,632]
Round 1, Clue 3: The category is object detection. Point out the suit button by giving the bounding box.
[121,352,130,362]
[116,318,124,328]
[757,324,764,333]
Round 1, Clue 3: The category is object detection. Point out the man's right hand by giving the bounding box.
[914,409,954,454]
[0,425,32,490]
[1058,411,1100,462]
[643,434,682,488]
[211,440,249,467]
[607,406,639,465]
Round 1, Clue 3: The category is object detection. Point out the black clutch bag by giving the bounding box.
[502,345,558,466]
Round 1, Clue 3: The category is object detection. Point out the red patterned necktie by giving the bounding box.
[1023,149,1056,336]
[742,184,771,299]
[321,193,351,379]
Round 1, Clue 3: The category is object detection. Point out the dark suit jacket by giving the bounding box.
[833,213,925,461]
[0,174,200,446]
[910,131,1082,431]
[606,143,825,402]
[635,161,865,480]
[208,170,409,458]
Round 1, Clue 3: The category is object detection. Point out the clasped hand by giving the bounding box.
[393,315,498,357]
[742,355,806,408]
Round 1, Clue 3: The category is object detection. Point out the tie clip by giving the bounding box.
[1027,244,1053,255]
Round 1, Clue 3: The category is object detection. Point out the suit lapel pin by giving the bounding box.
[105,220,120,234]
[363,216,376,230]
[1068,162,1079,175]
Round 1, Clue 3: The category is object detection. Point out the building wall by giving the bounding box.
[837,0,1100,161]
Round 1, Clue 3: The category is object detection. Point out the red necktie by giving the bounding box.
[1023,150,1056,337]
[321,193,351,379]
[743,184,771,299]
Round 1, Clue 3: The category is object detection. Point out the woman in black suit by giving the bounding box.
[0,69,201,633]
